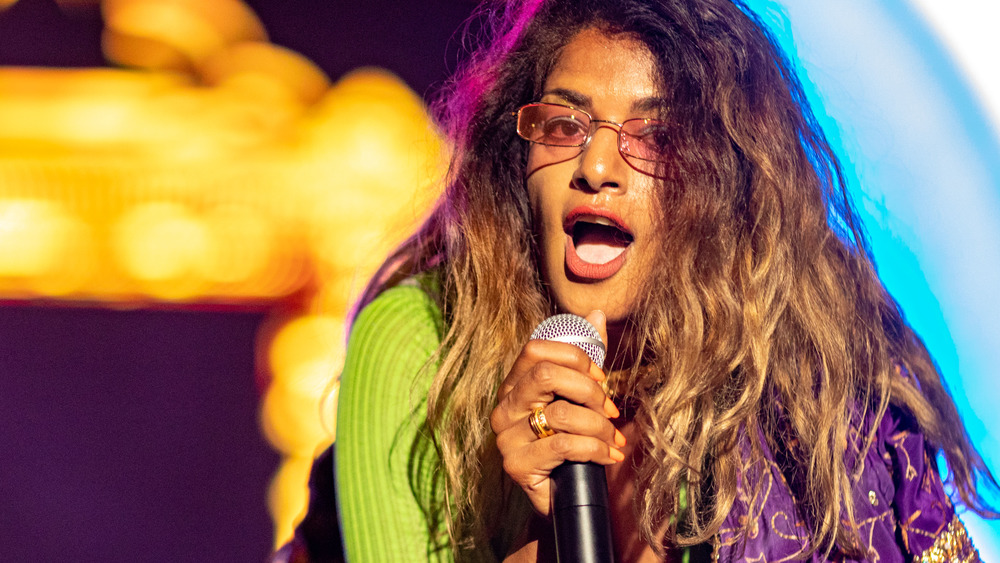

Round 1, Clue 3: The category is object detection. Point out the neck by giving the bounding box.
[605,318,640,372]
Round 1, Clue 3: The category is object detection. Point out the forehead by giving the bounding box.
[543,27,659,108]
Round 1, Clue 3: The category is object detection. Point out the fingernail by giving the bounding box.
[610,447,625,462]
[590,364,606,382]
[604,397,620,419]
[614,429,627,448]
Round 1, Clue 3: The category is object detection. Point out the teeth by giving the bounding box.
[576,215,616,228]
[565,213,632,239]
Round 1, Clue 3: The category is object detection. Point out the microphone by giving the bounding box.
[531,314,616,563]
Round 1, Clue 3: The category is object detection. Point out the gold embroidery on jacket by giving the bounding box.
[914,514,980,563]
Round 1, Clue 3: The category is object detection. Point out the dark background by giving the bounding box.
[0,0,480,99]
[0,1,476,561]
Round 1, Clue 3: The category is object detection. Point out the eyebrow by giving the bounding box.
[541,87,669,115]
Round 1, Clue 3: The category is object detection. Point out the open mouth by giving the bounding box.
[569,218,634,264]
[563,211,633,280]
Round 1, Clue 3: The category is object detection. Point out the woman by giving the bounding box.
[332,0,997,560]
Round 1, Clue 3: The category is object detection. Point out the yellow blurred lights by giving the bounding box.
[308,69,445,183]
[262,314,343,453]
[0,199,96,298]
[261,377,335,458]
[103,0,267,71]
[0,199,71,277]
[200,203,273,285]
[113,202,209,282]
[267,314,345,385]
[267,455,314,548]
[105,2,223,67]
[0,0,447,547]
[201,42,331,107]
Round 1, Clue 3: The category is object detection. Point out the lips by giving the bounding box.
[563,208,634,281]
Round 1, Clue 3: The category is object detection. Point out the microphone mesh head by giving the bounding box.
[531,314,606,369]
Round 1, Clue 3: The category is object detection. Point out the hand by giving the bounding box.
[490,310,625,516]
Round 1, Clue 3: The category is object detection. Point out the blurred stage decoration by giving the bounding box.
[0,0,446,547]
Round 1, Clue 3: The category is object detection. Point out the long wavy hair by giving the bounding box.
[352,0,997,558]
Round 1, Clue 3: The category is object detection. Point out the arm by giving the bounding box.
[334,283,449,561]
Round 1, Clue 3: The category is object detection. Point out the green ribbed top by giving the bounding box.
[335,281,451,561]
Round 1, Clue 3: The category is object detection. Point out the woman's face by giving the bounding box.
[527,28,662,344]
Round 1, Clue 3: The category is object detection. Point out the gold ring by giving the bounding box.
[528,405,555,439]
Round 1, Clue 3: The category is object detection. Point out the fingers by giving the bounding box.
[500,339,598,396]
[496,400,625,453]
[511,357,613,414]
[492,340,611,434]
[499,427,624,518]
[501,432,623,517]
[494,399,626,515]
[504,433,625,481]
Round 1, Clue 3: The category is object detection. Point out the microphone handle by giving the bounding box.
[551,461,616,563]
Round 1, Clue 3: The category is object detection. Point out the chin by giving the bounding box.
[554,281,631,322]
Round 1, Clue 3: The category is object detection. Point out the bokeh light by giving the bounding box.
[102,0,267,71]
[263,313,343,454]
[114,202,206,280]
[200,203,273,285]
[0,0,442,546]
[0,199,72,278]
[266,455,315,548]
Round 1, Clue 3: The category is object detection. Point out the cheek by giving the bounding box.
[525,173,540,217]
[525,159,554,230]
[525,145,574,220]
[525,174,563,273]
[525,173,560,239]
[525,143,551,174]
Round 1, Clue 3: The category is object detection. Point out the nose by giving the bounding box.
[573,122,627,193]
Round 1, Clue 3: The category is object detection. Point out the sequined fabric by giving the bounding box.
[914,514,980,563]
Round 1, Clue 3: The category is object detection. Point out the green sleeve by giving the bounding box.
[334,283,449,561]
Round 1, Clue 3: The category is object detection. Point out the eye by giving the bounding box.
[540,115,588,144]
[636,122,670,148]
[623,119,670,160]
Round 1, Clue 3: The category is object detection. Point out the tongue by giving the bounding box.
[574,228,628,265]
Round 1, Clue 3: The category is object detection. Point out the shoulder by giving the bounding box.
[347,276,445,364]
[352,274,444,335]
[338,275,446,429]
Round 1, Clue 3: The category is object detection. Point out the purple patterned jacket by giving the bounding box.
[713,399,981,562]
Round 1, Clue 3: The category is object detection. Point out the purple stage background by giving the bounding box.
[0,305,272,560]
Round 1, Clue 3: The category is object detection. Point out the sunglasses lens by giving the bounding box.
[517,104,589,146]
[621,119,670,161]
